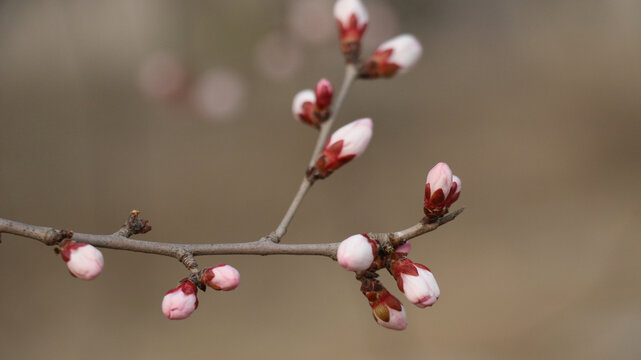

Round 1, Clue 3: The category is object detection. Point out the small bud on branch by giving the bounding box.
[162,278,199,320]
[59,240,104,280]
[309,118,373,179]
[334,0,369,62]
[360,34,423,78]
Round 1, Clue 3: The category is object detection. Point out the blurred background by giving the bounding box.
[1,0,640,359]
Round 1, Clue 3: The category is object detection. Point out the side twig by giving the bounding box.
[270,64,359,242]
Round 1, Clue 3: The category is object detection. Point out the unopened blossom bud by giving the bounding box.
[424,162,454,219]
[360,34,423,78]
[161,279,199,320]
[333,0,369,62]
[372,289,408,330]
[59,240,104,280]
[445,175,462,208]
[201,264,240,291]
[389,258,440,308]
[292,89,316,127]
[311,118,373,179]
[337,234,377,271]
[361,278,407,330]
[314,78,333,110]
[395,241,411,255]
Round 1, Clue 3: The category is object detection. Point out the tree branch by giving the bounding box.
[270,64,359,242]
[0,208,463,262]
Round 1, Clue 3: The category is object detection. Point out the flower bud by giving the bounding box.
[390,258,440,308]
[59,240,104,280]
[201,264,240,291]
[445,175,461,208]
[314,78,333,110]
[161,279,199,320]
[395,241,411,255]
[333,0,369,62]
[361,277,407,330]
[371,289,408,330]
[292,89,316,127]
[337,234,377,271]
[424,162,454,219]
[360,34,423,78]
[311,118,373,179]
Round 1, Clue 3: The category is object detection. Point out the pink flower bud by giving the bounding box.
[333,0,369,61]
[395,241,411,255]
[59,240,104,280]
[161,279,199,320]
[292,89,316,126]
[201,264,240,291]
[445,175,461,208]
[371,290,407,330]
[390,258,440,308]
[424,162,454,219]
[360,34,423,78]
[337,234,377,271]
[314,78,333,110]
[312,118,373,178]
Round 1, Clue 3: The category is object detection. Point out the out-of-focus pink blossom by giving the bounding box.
[201,264,240,291]
[337,234,377,271]
[192,68,245,121]
[287,0,334,45]
[138,52,189,102]
[59,240,104,281]
[161,279,199,320]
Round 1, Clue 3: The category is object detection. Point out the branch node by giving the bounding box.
[43,228,73,246]
[265,233,280,244]
[117,210,152,238]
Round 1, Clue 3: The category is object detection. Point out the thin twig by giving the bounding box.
[271,64,359,242]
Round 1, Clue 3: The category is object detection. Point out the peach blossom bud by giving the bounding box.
[395,241,411,255]
[161,279,199,320]
[334,0,369,62]
[390,258,440,308]
[360,34,423,78]
[337,234,377,271]
[314,78,333,110]
[59,240,104,280]
[372,290,407,330]
[445,175,462,208]
[424,162,454,218]
[312,118,373,178]
[201,264,240,291]
[292,89,316,126]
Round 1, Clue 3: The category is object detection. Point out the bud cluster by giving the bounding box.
[333,0,423,77]
[292,79,334,129]
[161,264,240,320]
[334,162,461,330]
